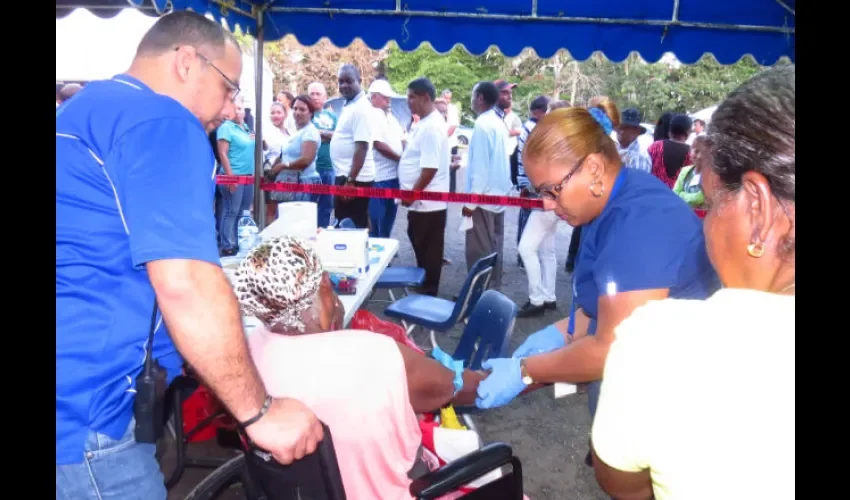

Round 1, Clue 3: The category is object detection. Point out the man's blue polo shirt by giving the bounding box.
[56,75,221,465]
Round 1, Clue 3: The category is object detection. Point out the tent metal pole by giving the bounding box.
[252,10,266,230]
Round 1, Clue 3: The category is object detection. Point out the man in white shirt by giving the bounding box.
[329,64,375,228]
[399,78,450,296]
[367,79,405,238]
[495,80,522,186]
[462,81,512,290]
[686,118,706,145]
[441,89,461,192]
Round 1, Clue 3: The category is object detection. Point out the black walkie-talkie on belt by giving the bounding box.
[134,301,168,443]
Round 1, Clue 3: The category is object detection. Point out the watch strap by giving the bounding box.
[239,394,273,430]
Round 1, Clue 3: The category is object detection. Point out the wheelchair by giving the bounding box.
[163,375,524,499]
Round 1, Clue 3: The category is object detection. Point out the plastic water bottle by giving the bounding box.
[237,211,259,255]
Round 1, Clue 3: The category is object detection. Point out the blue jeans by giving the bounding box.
[368,178,399,238]
[56,419,166,500]
[317,169,336,228]
[217,183,254,251]
[516,207,532,245]
[587,379,603,419]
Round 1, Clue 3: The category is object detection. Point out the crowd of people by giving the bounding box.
[204,62,717,320]
[57,10,794,500]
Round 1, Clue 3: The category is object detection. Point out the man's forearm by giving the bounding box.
[525,334,611,383]
[148,259,265,422]
[349,142,368,180]
[373,141,401,162]
[412,169,437,192]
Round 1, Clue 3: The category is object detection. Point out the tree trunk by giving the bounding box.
[569,61,579,106]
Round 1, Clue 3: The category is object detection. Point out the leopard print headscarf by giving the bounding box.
[233,236,324,332]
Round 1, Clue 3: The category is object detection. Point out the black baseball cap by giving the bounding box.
[530,95,551,112]
[494,79,518,91]
[620,108,646,134]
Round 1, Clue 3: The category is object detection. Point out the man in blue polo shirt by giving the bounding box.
[56,12,322,500]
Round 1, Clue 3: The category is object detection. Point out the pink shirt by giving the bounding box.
[249,327,423,500]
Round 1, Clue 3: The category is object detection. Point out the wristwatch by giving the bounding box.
[519,358,533,385]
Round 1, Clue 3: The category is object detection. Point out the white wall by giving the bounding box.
[56,8,274,122]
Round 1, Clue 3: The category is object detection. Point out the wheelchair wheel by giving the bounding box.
[184,453,266,500]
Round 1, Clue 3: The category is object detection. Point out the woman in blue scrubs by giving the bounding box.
[475,101,721,417]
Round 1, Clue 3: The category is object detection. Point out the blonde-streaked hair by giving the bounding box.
[523,101,622,169]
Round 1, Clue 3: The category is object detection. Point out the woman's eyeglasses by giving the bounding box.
[536,156,586,201]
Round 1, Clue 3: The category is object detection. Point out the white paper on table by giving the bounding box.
[553,382,578,399]
[459,216,474,232]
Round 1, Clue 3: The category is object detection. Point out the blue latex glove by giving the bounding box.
[475,357,526,409]
[430,345,465,395]
[511,324,566,359]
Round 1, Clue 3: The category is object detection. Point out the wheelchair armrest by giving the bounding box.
[409,442,514,499]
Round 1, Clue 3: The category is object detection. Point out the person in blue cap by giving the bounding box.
[473,100,720,434]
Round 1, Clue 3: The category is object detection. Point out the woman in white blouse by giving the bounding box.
[263,102,293,222]
[591,64,795,500]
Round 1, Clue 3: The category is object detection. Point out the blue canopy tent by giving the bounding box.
[56,0,795,227]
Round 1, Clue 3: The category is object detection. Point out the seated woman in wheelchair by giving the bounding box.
[232,236,491,499]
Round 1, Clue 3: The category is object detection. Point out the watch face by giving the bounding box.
[522,375,533,385]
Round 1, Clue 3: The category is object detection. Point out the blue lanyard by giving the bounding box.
[567,168,627,334]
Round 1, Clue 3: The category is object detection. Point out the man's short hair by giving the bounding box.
[408,77,436,101]
[338,64,361,82]
[136,11,238,58]
[442,89,452,97]
[694,118,706,127]
[473,81,499,108]
[59,83,83,102]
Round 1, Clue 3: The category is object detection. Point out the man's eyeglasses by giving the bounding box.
[176,47,241,101]
[536,156,586,201]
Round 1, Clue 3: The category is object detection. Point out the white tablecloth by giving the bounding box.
[221,238,399,333]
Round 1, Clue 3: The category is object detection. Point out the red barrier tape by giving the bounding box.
[216,175,709,218]
[216,175,545,209]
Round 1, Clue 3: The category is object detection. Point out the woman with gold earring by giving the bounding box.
[590,64,794,500]
[474,98,721,423]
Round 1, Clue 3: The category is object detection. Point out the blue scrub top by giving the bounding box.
[56,74,220,465]
[570,167,721,336]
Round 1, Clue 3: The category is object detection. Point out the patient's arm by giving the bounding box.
[395,343,543,412]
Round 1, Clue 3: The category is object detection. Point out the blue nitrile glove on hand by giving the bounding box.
[511,324,566,359]
[475,357,526,409]
[431,345,465,396]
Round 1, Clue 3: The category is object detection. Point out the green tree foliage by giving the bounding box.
[603,54,763,122]
[384,43,504,124]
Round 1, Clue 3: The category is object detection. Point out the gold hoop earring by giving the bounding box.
[589,180,605,198]
[747,241,765,258]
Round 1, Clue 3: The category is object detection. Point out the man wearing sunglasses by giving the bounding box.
[57,12,322,500]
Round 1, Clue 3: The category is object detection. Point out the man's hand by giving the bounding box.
[461,207,474,218]
[339,179,354,202]
[228,184,237,193]
[401,199,413,208]
[246,397,324,464]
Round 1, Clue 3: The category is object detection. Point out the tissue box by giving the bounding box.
[315,228,370,275]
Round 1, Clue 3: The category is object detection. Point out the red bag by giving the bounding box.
[181,385,237,443]
[350,310,424,354]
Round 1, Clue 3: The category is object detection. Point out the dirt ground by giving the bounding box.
[165,173,608,499]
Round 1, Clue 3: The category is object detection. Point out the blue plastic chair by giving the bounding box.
[372,267,426,303]
[384,252,498,339]
[450,290,518,371]
[336,218,356,229]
